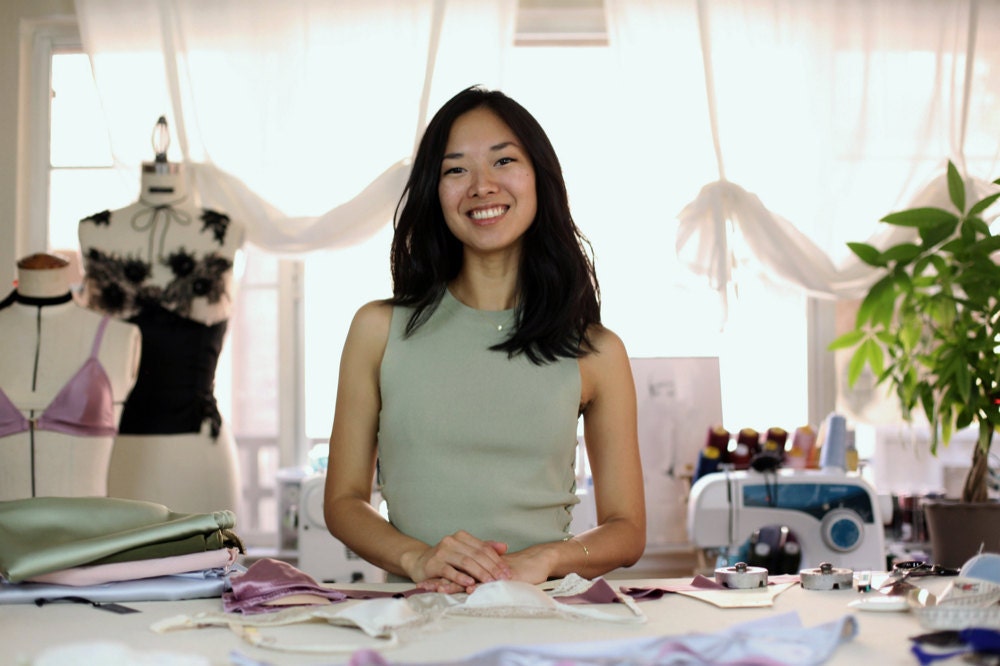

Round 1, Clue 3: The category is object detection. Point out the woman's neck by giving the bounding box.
[448,273,517,311]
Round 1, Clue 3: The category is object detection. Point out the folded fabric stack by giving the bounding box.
[0,496,244,605]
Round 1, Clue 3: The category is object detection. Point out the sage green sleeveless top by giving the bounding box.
[378,289,581,556]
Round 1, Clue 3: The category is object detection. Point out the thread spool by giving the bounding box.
[819,413,847,471]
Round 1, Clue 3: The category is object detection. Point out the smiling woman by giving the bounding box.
[438,108,538,265]
[323,86,646,591]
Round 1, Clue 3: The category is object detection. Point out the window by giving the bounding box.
[37,15,838,551]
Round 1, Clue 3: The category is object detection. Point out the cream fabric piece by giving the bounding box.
[32,641,209,666]
[152,576,646,654]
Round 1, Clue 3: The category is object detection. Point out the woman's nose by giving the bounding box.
[468,170,498,197]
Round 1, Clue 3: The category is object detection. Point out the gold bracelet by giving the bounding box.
[565,536,589,560]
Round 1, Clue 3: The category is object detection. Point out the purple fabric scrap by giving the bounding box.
[223,558,349,613]
[553,577,621,605]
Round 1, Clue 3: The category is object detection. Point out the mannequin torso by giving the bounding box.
[78,164,245,514]
[0,254,141,500]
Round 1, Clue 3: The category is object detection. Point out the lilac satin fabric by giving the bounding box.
[223,558,623,615]
[223,557,352,614]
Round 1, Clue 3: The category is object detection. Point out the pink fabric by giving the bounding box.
[26,546,239,587]
[0,317,117,438]
[552,578,621,605]
[224,557,351,614]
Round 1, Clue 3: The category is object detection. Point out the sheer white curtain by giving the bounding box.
[611,0,1000,310]
[74,0,516,253]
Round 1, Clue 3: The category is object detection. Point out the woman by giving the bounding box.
[324,86,645,592]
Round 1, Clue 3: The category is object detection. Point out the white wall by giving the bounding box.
[0,0,75,290]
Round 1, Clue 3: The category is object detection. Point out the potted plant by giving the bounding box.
[830,160,1000,566]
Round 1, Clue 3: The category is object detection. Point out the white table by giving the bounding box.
[3,576,951,665]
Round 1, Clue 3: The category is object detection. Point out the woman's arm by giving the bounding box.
[500,326,646,583]
[323,301,511,587]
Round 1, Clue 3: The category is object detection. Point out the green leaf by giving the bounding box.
[881,243,922,264]
[947,161,966,212]
[965,216,992,237]
[955,361,971,403]
[848,242,885,267]
[920,220,958,247]
[828,329,866,351]
[971,235,1000,255]
[862,338,884,378]
[846,346,867,387]
[969,191,1000,216]
[857,274,897,328]
[881,207,959,228]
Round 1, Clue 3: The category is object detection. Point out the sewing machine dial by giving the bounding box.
[820,508,864,552]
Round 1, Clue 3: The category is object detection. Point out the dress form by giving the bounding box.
[78,153,245,515]
[0,253,141,500]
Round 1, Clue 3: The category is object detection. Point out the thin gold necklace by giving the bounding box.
[475,307,512,332]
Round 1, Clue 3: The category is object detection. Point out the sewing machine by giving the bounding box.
[687,469,887,572]
[296,473,386,584]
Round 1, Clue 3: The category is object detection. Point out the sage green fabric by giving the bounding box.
[0,496,238,582]
[378,289,582,560]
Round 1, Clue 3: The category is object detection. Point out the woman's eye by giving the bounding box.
[495,157,515,166]
[442,166,464,176]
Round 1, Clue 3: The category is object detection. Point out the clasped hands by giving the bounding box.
[405,529,555,594]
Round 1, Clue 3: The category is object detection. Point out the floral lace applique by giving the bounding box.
[200,210,230,244]
[82,209,112,227]
[83,247,232,319]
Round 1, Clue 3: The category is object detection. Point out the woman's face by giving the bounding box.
[438,107,537,258]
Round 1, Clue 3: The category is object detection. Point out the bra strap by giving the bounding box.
[90,316,110,358]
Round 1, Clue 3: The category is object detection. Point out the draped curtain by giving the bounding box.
[75,0,1000,272]
[74,0,515,253]
[615,0,1000,306]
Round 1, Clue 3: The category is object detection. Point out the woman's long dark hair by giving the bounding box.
[390,85,601,364]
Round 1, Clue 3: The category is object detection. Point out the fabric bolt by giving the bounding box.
[0,315,117,438]
[378,289,581,562]
[27,546,239,587]
[0,570,235,604]
[0,496,239,582]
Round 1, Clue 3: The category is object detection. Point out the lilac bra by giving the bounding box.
[0,316,117,438]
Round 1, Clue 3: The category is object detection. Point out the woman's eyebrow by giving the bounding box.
[442,141,519,162]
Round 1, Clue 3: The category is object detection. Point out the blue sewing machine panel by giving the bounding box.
[742,482,876,523]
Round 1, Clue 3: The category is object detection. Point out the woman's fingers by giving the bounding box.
[418,531,512,586]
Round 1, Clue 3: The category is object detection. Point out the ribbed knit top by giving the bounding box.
[378,288,581,555]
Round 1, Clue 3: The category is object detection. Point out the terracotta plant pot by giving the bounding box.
[922,499,1000,569]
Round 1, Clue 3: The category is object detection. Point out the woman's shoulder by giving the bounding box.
[583,323,628,359]
[578,324,634,411]
[348,299,396,341]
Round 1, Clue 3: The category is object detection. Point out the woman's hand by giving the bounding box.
[408,531,512,592]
